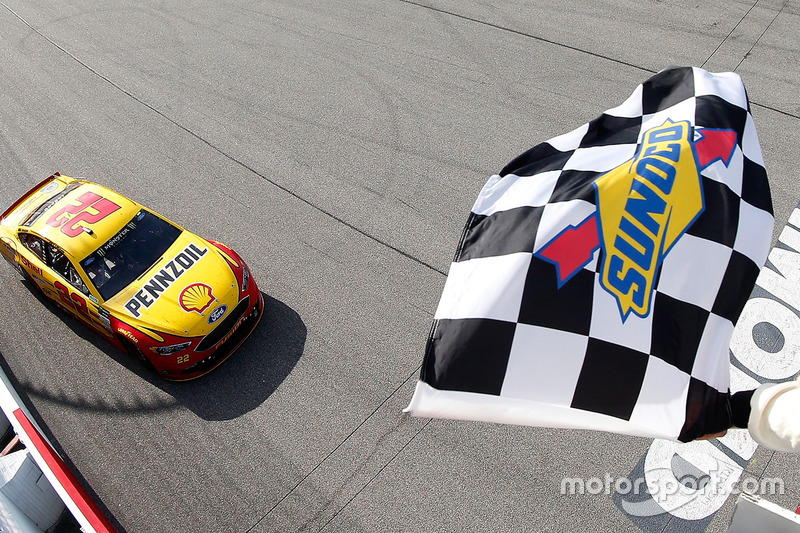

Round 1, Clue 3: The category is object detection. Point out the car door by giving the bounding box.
[16,232,50,288]
[37,238,114,338]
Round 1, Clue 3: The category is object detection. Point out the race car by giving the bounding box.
[0,173,263,380]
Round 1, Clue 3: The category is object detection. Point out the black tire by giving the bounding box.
[21,270,44,296]
[118,336,157,373]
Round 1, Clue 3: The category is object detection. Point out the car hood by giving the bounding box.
[105,233,241,337]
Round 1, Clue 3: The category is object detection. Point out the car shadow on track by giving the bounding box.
[22,281,306,421]
[155,292,307,420]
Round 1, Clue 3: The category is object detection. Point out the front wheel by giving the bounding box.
[118,336,157,373]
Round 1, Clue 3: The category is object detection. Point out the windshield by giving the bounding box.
[80,210,181,300]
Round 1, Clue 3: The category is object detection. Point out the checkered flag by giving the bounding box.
[405,67,773,442]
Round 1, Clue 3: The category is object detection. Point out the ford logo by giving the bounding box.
[208,305,227,324]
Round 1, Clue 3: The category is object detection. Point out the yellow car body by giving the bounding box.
[0,174,263,380]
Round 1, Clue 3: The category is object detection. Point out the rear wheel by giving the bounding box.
[21,270,44,296]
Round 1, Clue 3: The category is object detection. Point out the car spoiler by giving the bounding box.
[0,173,61,221]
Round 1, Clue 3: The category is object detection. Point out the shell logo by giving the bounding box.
[179,283,216,314]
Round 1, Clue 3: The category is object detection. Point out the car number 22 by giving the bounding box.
[46,192,121,237]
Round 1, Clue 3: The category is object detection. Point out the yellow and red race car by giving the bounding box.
[0,173,263,380]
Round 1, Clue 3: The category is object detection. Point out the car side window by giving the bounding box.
[44,242,90,296]
[19,233,46,261]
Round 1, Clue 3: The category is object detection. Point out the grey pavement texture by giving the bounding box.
[0,1,798,532]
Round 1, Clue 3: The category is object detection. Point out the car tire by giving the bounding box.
[118,337,157,373]
[21,271,44,296]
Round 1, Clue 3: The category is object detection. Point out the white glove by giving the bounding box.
[748,378,800,453]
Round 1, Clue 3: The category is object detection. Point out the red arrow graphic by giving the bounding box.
[694,128,737,169]
[537,214,600,285]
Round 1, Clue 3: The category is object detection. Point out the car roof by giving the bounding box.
[23,177,144,261]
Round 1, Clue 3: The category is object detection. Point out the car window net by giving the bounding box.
[80,210,181,300]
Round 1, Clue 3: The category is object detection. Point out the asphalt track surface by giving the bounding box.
[0,1,798,532]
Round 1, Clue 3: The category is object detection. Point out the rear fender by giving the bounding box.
[0,237,20,274]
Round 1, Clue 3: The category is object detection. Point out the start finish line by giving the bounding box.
[615,203,800,531]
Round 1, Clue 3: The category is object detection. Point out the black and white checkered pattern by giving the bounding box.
[406,67,773,442]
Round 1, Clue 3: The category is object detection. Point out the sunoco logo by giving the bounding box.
[596,120,704,319]
[536,120,737,320]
